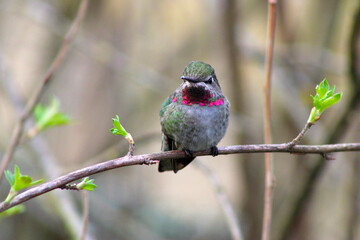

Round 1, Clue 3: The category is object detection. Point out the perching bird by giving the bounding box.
[159,61,230,173]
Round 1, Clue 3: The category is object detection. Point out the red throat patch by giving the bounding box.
[171,86,224,107]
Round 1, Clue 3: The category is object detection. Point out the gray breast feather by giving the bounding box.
[161,100,229,152]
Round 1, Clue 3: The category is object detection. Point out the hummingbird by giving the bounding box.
[159,61,230,173]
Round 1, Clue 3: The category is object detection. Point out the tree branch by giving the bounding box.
[0,0,89,181]
[1,142,360,213]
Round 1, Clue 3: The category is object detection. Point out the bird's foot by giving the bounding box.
[210,146,219,157]
[184,149,194,158]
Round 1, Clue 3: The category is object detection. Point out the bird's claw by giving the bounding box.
[210,146,219,157]
[184,149,194,158]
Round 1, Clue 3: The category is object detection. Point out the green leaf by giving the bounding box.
[6,165,43,192]
[29,179,44,186]
[321,78,329,90]
[110,129,121,135]
[308,79,342,124]
[110,115,135,147]
[320,92,343,111]
[76,177,97,191]
[110,115,128,137]
[4,170,15,186]
[333,92,343,101]
[14,165,20,179]
[33,105,46,122]
[33,97,71,132]
[14,176,32,192]
[81,182,97,191]
[328,85,336,96]
[112,115,121,130]
[4,165,43,203]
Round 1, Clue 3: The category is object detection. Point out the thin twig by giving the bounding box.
[262,1,277,240]
[195,161,243,240]
[287,122,313,148]
[0,0,89,181]
[80,191,89,240]
[1,142,360,213]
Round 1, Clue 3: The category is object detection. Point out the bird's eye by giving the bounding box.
[207,77,213,84]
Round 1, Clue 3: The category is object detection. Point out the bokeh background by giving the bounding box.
[0,0,360,239]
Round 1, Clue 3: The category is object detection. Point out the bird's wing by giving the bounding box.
[159,133,177,172]
[159,92,176,117]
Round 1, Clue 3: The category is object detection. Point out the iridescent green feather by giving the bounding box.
[182,61,220,87]
[160,92,176,117]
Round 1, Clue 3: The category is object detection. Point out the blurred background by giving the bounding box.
[0,0,359,239]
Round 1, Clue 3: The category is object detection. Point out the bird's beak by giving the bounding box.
[181,76,210,84]
[181,76,198,83]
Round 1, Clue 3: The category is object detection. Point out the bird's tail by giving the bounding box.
[158,157,195,173]
[159,133,195,173]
